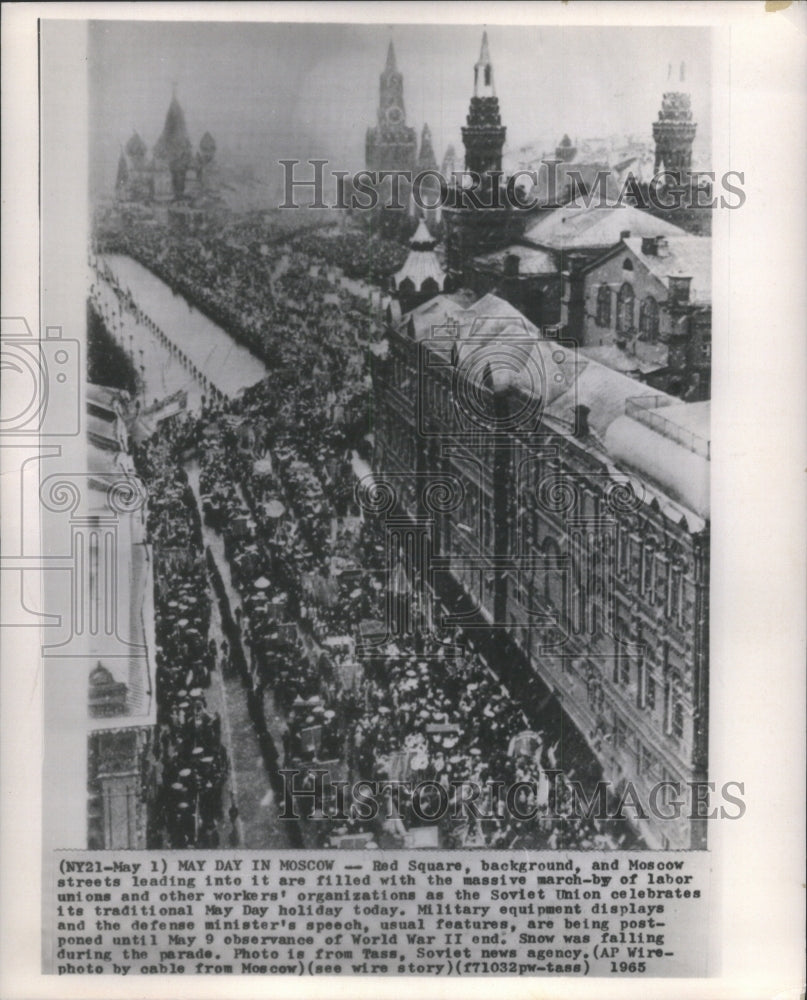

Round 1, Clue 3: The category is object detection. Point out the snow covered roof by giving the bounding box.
[473,243,556,276]
[394,250,445,293]
[393,220,445,292]
[409,219,436,248]
[580,343,666,375]
[401,290,538,342]
[523,202,686,251]
[605,414,709,520]
[397,291,710,528]
[87,383,129,409]
[623,236,711,305]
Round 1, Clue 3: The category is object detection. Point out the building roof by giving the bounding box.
[155,93,191,160]
[400,290,538,342]
[409,219,437,248]
[125,131,146,159]
[394,221,445,292]
[508,159,620,206]
[87,382,131,411]
[398,291,709,526]
[473,243,556,276]
[86,400,154,723]
[523,202,686,252]
[605,412,709,520]
[658,399,710,439]
[623,235,711,304]
[87,412,123,451]
[579,343,666,376]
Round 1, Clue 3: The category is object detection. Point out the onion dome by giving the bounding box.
[156,91,191,162]
[125,131,147,160]
[199,131,216,163]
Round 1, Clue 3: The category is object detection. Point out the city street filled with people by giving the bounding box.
[95,209,634,851]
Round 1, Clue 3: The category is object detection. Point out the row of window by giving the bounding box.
[596,282,660,341]
[515,515,689,628]
[591,675,686,759]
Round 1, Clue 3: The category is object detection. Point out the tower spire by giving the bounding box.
[480,31,490,64]
[366,41,416,178]
[474,30,495,97]
[462,33,505,174]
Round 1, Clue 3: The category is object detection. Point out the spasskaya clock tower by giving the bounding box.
[365,41,417,173]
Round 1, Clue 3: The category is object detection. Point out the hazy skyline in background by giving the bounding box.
[88,20,712,202]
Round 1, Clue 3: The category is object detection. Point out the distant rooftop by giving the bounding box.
[623,235,711,305]
[397,292,709,526]
[473,243,556,276]
[523,202,686,251]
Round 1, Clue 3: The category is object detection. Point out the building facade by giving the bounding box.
[371,291,710,849]
[562,234,711,399]
[42,384,157,850]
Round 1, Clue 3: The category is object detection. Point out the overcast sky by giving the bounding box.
[88,20,711,199]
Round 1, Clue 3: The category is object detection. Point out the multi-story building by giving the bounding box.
[562,233,711,399]
[43,384,157,850]
[372,291,710,849]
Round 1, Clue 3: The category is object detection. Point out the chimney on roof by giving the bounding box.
[573,404,591,439]
[641,235,670,256]
[667,275,692,306]
[620,230,631,240]
[504,252,520,277]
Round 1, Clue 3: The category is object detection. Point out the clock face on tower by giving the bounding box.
[386,106,403,126]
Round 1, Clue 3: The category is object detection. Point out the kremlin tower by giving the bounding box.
[443,33,522,289]
[365,42,418,174]
[652,63,697,181]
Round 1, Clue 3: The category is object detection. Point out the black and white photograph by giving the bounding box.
[1,2,804,995]
[70,18,717,855]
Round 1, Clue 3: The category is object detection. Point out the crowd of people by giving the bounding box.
[289,228,407,283]
[113,208,635,851]
[94,213,394,372]
[136,419,231,848]
[139,393,629,851]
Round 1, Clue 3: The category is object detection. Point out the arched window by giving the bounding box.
[596,284,611,327]
[639,295,659,341]
[421,276,439,295]
[622,258,634,272]
[617,281,635,334]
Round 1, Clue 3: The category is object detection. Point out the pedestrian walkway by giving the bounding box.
[99,253,267,399]
[186,461,294,848]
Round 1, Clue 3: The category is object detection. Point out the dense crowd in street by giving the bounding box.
[137,420,230,848]
[289,228,407,282]
[94,213,397,369]
[112,210,635,850]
